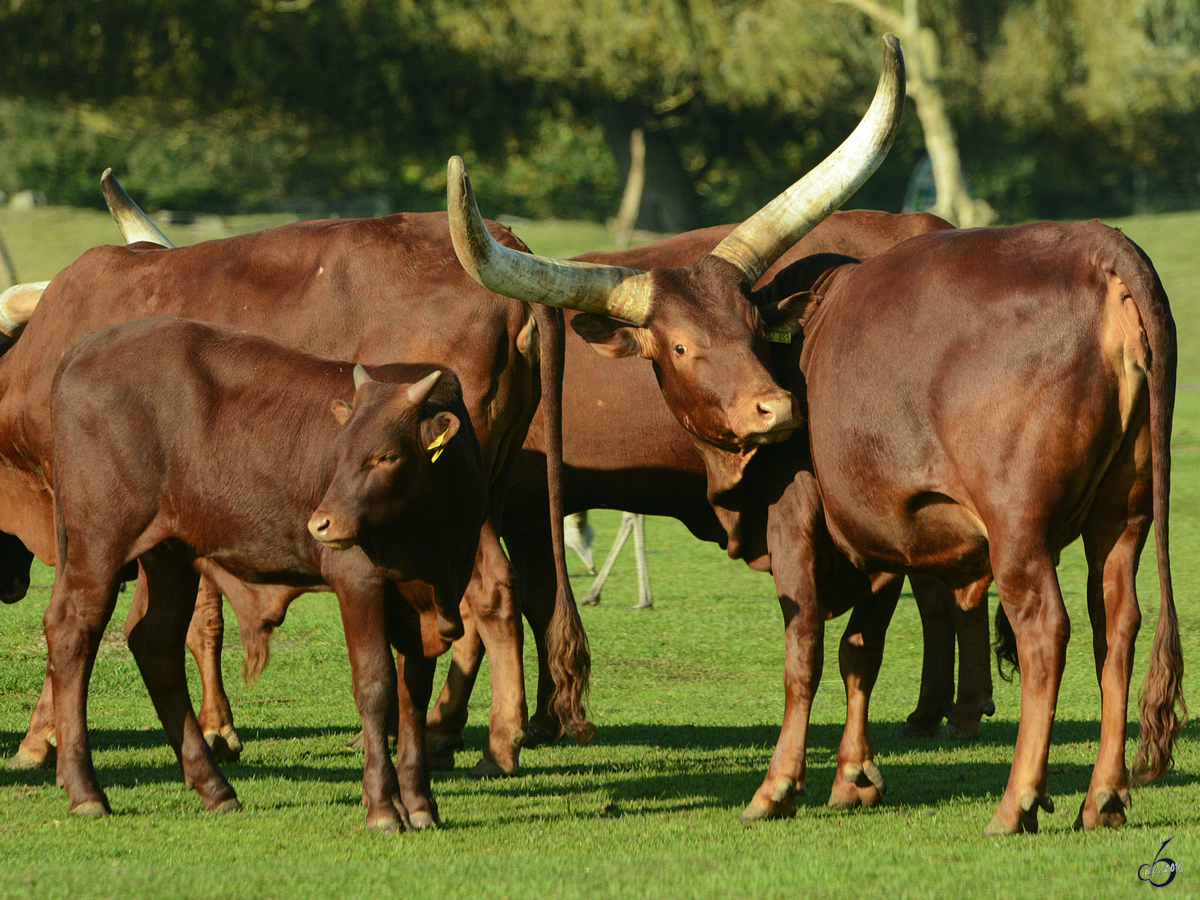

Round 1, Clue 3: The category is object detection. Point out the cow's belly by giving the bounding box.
[820,488,992,588]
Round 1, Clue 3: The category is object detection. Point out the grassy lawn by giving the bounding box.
[0,201,1197,899]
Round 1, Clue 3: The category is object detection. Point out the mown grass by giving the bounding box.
[0,203,1197,899]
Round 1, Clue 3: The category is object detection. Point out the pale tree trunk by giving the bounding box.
[611,127,646,249]
[601,100,703,235]
[833,0,994,227]
[0,230,17,288]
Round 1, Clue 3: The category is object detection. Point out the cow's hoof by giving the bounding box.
[829,760,886,810]
[70,800,110,819]
[983,791,1052,836]
[209,797,243,814]
[1073,788,1130,830]
[523,715,561,749]
[937,722,979,741]
[740,778,798,824]
[981,700,996,717]
[468,757,512,780]
[367,816,401,834]
[204,727,243,763]
[6,746,54,771]
[408,810,438,831]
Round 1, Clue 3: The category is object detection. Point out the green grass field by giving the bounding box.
[0,202,1198,899]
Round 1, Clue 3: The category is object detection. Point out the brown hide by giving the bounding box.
[46,317,488,825]
[752,221,1181,834]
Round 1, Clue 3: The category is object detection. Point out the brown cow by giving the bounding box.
[426,209,995,761]
[1,188,586,780]
[722,221,1182,834]
[46,316,488,829]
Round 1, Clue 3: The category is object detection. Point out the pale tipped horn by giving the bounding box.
[712,34,906,286]
[101,168,175,249]
[447,156,655,325]
[0,281,49,339]
[352,364,373,391]
[405,369,442,406]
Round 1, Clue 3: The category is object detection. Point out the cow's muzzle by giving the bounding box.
[737,391,800,446]
[307,512,357,550]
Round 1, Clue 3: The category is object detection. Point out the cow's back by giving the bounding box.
[0,212,534,562]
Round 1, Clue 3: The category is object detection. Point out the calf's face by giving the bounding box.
[309,366,487,639]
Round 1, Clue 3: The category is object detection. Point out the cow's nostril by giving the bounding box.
[314,518,330,535]
[758,401,778,424]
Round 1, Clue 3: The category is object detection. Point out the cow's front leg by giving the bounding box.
[741,473,827,823]
[828,573,902,810]
[329,566,408,831]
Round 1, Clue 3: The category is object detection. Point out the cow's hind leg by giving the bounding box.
[504,519,562,748]
[944,577,994,737]
[983,541,1068,836]
[43,562,123,816]
[899,575,958,736]
[462,521,527,778]
[1074,440,1153,830]
[424,613,481,768]
[8,668,56,770]
[828,573,902,810]
[127,548,240,812]
[187,576,242,762]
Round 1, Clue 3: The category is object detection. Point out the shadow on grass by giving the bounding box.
[5,719,1196,824]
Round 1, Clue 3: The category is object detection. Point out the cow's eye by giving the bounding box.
[673,344,687,356]
[377,453,401,465]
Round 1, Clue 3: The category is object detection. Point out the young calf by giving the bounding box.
[44,316,488,831]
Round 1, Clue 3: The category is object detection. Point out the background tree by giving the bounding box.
[0,0,1197,223]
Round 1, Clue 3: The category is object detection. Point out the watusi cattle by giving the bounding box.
[726,220,1182,835]
[46,316,488,829]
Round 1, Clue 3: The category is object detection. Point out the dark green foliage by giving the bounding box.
[0,1,1198,224]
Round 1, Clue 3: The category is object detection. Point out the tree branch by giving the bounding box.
[828,0,907,37]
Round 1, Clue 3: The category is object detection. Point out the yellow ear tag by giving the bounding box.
[766,325,792,344]
[427,427,450,463]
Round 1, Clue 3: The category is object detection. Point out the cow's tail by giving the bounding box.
[533,303,594,744]
[1123,239,1186,785]
[992,604,1019,682]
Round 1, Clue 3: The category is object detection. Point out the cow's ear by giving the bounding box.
[421,411,461,462]
[571,313,650,359]
[761,290,820,339]
[330,399,353,425]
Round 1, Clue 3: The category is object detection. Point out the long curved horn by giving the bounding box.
[0,281,49,339]
[447,157,655,325]
[101,168,175,249]
[711,34,906,286]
